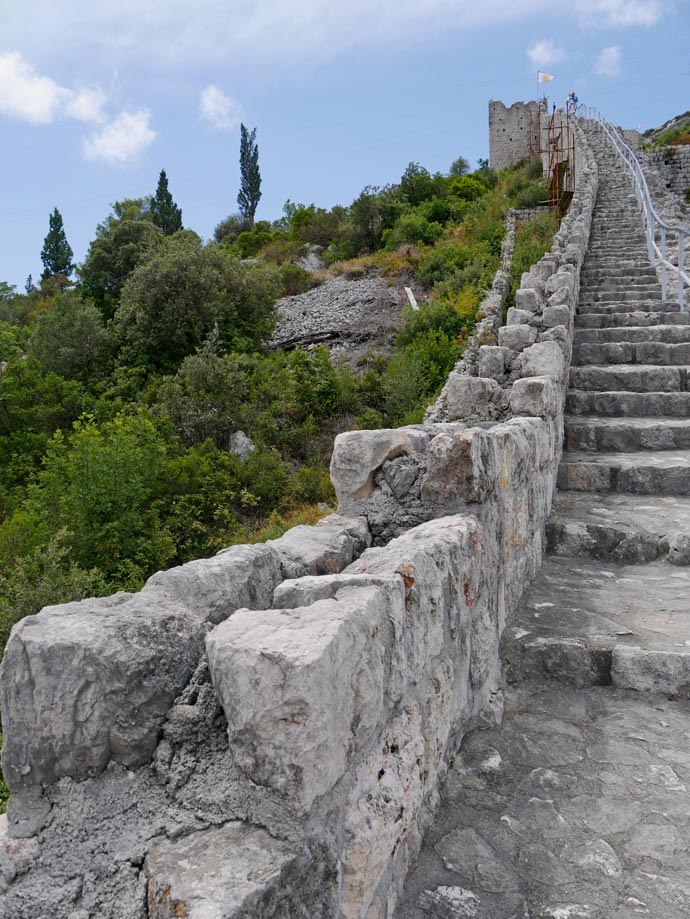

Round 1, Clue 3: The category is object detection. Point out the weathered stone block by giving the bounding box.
[144,543,282,625]
[539,324,570,355]
[514,287,542,311]
[510,376,558,418]
[330,429,416,503]
[421,430,497,504]
[520,341,567,383]
[0,592,205,792]
[145,822,317,919]
[340,706,425,919]
[206,576,404,810]
[478,346,509,381]
[446,374,499,421]
[542,303,571,328]
[498,324,538,352]
[506,307,533,326]
[268,516,370,579]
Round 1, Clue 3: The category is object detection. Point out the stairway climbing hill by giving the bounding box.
[395,121,690,917]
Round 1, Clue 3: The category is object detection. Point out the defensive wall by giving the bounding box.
[0,114,598,918]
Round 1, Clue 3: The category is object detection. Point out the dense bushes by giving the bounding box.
[0,153,553,678]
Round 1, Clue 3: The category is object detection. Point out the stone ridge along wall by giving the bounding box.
[0,120,597,919]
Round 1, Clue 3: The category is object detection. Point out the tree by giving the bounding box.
[79,199,164,320]
[25,275,34,294]
[449,156,470,176]
[29,289,109,382]
[237,124,261,229]
[114,232,280,372]
[41,208,74,280]
[150,169,183,236]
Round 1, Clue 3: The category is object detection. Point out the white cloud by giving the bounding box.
[575,0,662,27]
[593,45,622,77]
[0,1,562,66]
[0,51,108,125]
[527,38,566,68]
[65,87,108,124]
[83,109,156,167]
[200,84,243,130]
[0,51,69,123]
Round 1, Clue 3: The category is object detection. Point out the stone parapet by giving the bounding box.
[0,121,597,919]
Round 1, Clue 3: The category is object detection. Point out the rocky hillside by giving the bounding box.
[271,275,411,367]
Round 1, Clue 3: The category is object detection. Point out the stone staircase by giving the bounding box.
[396,124,690,918]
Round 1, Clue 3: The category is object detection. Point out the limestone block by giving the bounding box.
[612,646,690,697]
[346,515,483,685]
[477,346,509,381]
[0,592,205,792]
[514,288,542,311]
[144,543,282,626]
[546,265,575,296]
[547,286,573,309]
[145,822,308,919]
[330,429,416,503]
[487,421,535,491]
[418,886,480,918]
[382,457,420,499]
[206,576,405,810]
[268,517,370,579]
[340,705,425,919]
[510,376,558,418]
[506,307,533,326]
[539,325,570,355]
[421,429,497,504]
[520,341,567,383]
[542,304,571,329]
[498,324,538,353]
[446,375,500,422]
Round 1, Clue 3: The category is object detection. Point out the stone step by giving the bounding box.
[575,310,690,329]
[564,416,690,452]
[580,267,657,280]
[574,325,690,344]
[582,258,654,271]
[546,492,690,564]
[569,364,688,393]
[557,449,690,496]
[503,556,690,694]
[566,390,690,417]
[572,340,690,365]
[580,275,661,296]
[577,300,675,315]
[580,288,662,302]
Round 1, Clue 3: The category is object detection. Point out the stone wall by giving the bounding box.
[489,99,543,170]
[640,144,690,204]
[0,123,597,918]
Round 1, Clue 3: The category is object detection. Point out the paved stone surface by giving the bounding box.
[503,557,690,692]
[398,120,690,919]
[546,492,690,563]
[396,681,690,919]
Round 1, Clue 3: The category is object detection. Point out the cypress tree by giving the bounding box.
[150,169,183,236]
[237,124,261,229]
[41,208,74,280]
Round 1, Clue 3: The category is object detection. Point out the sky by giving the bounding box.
[0,0,688,290]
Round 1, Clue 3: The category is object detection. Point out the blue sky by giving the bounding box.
[0,0,687,290]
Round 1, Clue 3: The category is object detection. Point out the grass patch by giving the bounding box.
[506,210,561,309]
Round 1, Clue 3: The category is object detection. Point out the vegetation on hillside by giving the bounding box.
[0,156,551,671]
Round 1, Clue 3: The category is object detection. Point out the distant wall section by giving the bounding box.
[489,99,543,171]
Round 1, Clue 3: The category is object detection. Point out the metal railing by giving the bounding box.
[578,104,689,310]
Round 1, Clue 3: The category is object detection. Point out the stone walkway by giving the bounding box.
[396,682,690,919]
[396,123,690,917]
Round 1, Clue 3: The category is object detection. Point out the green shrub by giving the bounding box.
[279,263,315,296]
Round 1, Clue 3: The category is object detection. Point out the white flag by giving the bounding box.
[538,71,554,83]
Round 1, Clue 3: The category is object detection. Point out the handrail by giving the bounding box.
[578,104,690,310]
